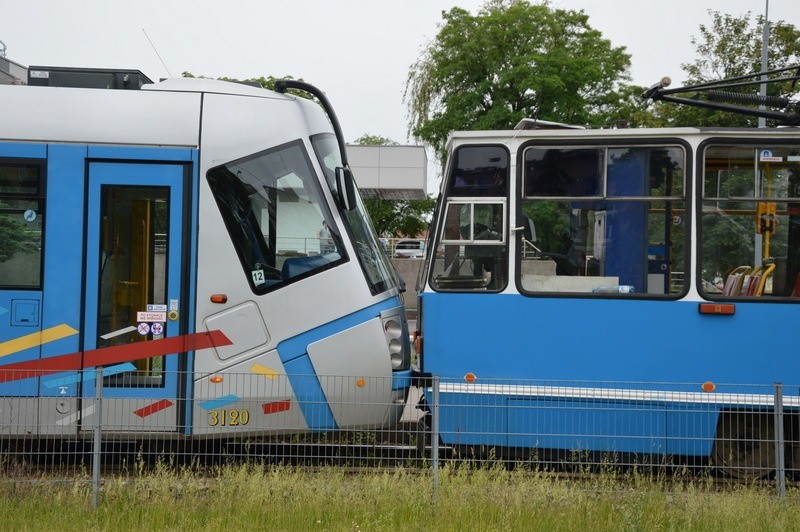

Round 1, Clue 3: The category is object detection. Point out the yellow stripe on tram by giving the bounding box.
[250,363,279,379]
[0,324,79,358]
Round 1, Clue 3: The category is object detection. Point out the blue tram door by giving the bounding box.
[82,162,188,433]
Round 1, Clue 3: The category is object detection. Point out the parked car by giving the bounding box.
[393,239,426,258]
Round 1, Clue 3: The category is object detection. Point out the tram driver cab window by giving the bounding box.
[431,145,508,291]
[207,140,346,294]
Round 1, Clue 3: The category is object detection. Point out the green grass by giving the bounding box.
[2,464,800,531]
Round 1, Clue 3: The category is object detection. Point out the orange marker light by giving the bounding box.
[464,373,477,383]
[210,294,228,304]
[699,303,735,315]
[210,375,223,384]
[701,381,716,393]
[356,378,366,387]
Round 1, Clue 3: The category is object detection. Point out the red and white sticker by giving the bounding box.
[137,311,166,322]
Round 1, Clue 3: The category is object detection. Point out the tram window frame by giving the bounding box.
[698,139,800,301]
[517,142,689,299]
[0,158,45,290]
[206,140,347,295]
[429,144,510,292]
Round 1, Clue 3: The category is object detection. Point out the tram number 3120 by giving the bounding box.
[208,409,251,427]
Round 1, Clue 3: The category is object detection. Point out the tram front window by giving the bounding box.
[430,145,509,291]
[207,140,346,294]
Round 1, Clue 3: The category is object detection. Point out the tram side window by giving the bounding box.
[0,161,43,289]
[519,146,686,296]
[700,145,800,300]
[207,141,345,294]
[431,145,509,291]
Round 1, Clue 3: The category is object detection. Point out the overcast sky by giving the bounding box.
[2,1,795,149]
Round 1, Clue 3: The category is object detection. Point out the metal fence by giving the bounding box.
[0,371,797,500]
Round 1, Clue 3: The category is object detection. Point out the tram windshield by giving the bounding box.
[429,145,510,291]
[207,140,346,293]
[311,134,397,295]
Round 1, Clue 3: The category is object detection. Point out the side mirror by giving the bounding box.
[523,216,537,242]
[335,166,357,211]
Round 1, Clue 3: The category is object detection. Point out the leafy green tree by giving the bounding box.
[181,72,313,100]
[181,74,433,236]
[683,11,800,84]
[405,0,632,158]
[354,134,397,147]
[0,215,37,263]
[354,135,435,238]
[654,11,800,127]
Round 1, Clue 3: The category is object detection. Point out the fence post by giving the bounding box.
[92,367,103,509]
[773,382,786,498]
[431,375,440,492]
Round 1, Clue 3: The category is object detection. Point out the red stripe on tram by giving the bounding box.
[262,400,291,415]
[134,399,174,418]
[0,330,232,383]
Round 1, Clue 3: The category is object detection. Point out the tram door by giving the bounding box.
[82,162,187,432]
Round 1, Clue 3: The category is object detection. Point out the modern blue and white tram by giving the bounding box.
[415,121,800,475]
[0,68,412,439]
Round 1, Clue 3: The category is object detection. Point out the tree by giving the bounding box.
[355,135,436,238]
[0,215,37,263]
[656,11,800,127]
[405,0,632,158]
[181,72,313,100]
[180,74,435,236]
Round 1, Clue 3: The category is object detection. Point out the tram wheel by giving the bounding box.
[712,411,775,480]
[415,413,431,458]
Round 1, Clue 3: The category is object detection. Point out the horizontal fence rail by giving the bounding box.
[0,370,797,499]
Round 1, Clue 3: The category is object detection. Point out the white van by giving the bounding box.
[393,239,426,258]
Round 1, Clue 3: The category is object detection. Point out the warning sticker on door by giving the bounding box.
[137,311,166,322]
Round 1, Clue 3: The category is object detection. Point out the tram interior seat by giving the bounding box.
[722,266,750,296]
[743,274,763,296]
[722,263,776,296]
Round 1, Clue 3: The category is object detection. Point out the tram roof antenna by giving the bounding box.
[142,28,172,79]
[642,64,800,126]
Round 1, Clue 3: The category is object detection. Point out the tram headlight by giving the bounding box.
[389,338,402,354]
[381,311,410,371]
[384,320,402,337]
[390,352,404,369]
